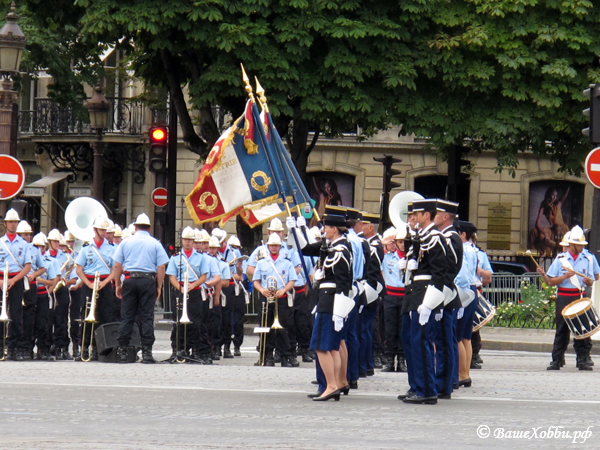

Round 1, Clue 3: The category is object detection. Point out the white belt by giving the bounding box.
[413,275,432,282]
[320,282,336,289]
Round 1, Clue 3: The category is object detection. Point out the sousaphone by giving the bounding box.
[388,190,424,231]
[65,197,108,243]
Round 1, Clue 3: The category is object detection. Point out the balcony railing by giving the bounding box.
[19,97,159,136]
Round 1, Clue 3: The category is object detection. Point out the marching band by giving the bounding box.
[1,192,598,405]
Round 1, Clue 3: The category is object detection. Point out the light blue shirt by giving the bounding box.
[284,246,305,287]
[220,244,241,266]
[200,253,221,288]
[382,251,404,288]
[455,242,478,289]
[0,234,32,274]
[547,250,600,289]
[40,253,60,281]
[45,249,69,277]
[166,249,209,283]
[476,248,493,272]
[29,244,45,273]
[113,230,169,273]
[253,253,299,290]
[76,239,114,276]
[347,229,364,281]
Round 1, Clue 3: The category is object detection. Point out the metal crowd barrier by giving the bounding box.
[482,272,544,307]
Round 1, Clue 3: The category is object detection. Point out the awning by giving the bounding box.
[22,172,70,197]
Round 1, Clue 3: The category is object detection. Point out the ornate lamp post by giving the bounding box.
[84,84,109,201]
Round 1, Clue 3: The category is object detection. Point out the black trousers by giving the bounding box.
[21,282,38,349]
[69,288,85,348]
[198,296,211,355]
[262,296,292,358]
[471,330,481,357]
[2,279,24,350]
[81,283,116,350]
[552,294,591,361]
[118,277,156,347]
[231,287,246,349]
[46,286,70,349]
[220,284,236,348]
[372,298,385,356]
[291,290,311,351]
[34,292,50,351]
[170,289,205,352]
[209,302,222,350]
[383,293,404,358]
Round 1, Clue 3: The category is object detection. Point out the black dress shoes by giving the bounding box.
[396,358,407,373]
[470,361,482,369]
[312,390,341,402]
[458,378,472,387]
[339,385,350,395]
[397,389,415,400]
[349,380,358,389]
[402,394,437,405]
[438,393,451,400]
[547,360,561,371]
[366,368,375,376]
[374,356,383,369]
[359,372,367,378]
[223,347,233,359]
[380,363,395,373]
[301,351,313,363]
[311,380,318,385]
[233,347,241,357]
[307,391,323,398]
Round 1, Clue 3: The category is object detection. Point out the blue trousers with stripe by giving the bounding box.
[346,296,360,382]
[401,312,416,392]
[433,308,457,395]
[409,311,437,398]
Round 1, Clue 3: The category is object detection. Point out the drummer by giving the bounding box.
[537,225,600,371]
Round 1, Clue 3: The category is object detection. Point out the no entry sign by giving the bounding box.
[0,155,25,200]
[151,187,168,207]
[585,147,600,189]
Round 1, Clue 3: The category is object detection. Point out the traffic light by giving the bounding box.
[583,84,600,144]
[149,126,168,172]
[447,145,470,202]
[373,155,402,194]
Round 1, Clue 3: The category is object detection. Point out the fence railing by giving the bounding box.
[482,272,544,307]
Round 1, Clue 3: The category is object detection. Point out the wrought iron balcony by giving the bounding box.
[19,97,164,136]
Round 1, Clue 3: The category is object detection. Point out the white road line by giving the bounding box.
[0,381,598,404]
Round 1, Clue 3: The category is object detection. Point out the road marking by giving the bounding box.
[0,173,19,183]
[0,381,599,405]
[591,163,600,172]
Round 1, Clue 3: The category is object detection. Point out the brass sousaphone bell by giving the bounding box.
[388,190,424,231]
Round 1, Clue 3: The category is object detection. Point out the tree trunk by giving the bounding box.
[236,215,263,256]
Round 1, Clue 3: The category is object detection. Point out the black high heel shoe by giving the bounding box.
[458,378,472,387]
[312,389,341,402]
[339,385,350,396]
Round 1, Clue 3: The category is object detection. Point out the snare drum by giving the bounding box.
[473,293,496,332]
[561,298,600,340]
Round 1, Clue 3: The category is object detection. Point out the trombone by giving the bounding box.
[174,266,192,363]
[80,272,100,361]
[0,262,10,361]
[256,276,282,366]
[53,248,75,293]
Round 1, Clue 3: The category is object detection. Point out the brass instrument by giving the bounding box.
[53,246,76,293]
[175,267,192,363]
[80,271,100,361]
[255,276,280,366]
[0,261,10,361]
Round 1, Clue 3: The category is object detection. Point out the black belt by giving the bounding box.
[124,271,156,279]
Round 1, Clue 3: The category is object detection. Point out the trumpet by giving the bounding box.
[0,261,10,361]
[174,267,192,363]
[54,248,75,293]
[80,272,100,361]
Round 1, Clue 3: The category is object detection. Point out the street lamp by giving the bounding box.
[0,2,26,157]
[84,84,110,201]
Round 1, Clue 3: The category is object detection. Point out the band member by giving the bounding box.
[113,213,169,363]
[32,233,59,360]
[252,233,298,367]
[471,237,493,369]
[455,221,479,387]
[361,212,385,369]
[17,221,46,360]
[113,225,123,245]
[537,225,600,371]
[401,199,448,405]
[297,213,353,401]
[166,226,209,362]
[226,235,247,357]
[207,236,230,360]
[0,209,32,361]
[75,216,116,361]
[380,228,407,373]
[433,200,462,399]
[62,230,84,360]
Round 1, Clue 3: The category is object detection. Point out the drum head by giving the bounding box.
[562,299,591,318]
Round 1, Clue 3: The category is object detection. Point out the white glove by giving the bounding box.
[399,258,407,270]
[333,314,344,331]
[407,259,418,271]
[359,305,364,314]
[417,304,432,326]
[286,216,296,229]
[457,307,465,319]
[435,310,443,321]
[311,305,317,315]
[296,216,306,227]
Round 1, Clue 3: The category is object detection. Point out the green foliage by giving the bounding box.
[493,280,556,328]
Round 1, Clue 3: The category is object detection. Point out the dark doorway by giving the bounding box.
[414,175,470,220]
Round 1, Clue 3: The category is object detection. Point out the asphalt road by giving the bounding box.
[0,332,598,450]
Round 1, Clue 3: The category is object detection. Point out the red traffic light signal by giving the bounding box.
[149,126,168,172]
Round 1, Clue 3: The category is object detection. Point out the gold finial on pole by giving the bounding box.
[255,77,269,113]
[240,64,255,102]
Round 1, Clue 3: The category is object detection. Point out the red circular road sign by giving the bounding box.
[151,187,168,207]
[585,147,600,188]
[0,155,25,200]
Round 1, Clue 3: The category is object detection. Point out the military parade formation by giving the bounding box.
[1,193,598,405]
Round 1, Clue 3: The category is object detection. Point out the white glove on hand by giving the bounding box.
[296,216,306,227]
[407,259,418,271]
[286,216,297,229]
[333,314,344,332]
[417,304,432,326]
[399,258,407,270]
[435,310,443,321]
[457,307,465,319]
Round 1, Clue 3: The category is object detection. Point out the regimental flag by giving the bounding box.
[185,100,281,225]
